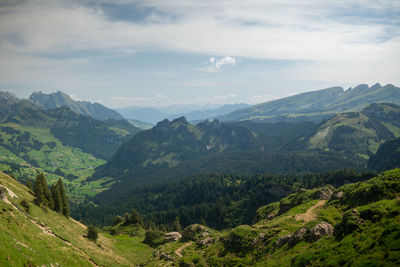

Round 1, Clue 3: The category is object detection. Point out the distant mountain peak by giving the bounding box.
[0,91,19,105]
[28,91,123,121]
[171,116,188,124]
[370,83,382,90]
[352,84,369,91]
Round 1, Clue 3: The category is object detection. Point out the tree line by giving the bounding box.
[72,169,375,230]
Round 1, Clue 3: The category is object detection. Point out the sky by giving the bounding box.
[0,0,399,108]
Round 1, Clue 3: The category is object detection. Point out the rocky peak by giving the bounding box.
[0,91,19,105]
[370,83,382,90]
[172,116,188,125]
[352,84,369,92]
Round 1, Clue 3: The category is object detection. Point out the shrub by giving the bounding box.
[143,230,164,247]
[87,225,98,242]
[20,199,31,214]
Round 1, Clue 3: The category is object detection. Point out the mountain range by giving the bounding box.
[117,103,250,124]
[29,91,124,121]
[218,83,400,123]
[1,84,400,266]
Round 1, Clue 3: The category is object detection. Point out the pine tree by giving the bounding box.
[51,182,63,213]
[33,172,50,205]
[57,179,69,217]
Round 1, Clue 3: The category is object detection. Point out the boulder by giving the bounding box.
[333,191,344,199]
[309,222,333,241]
[315,185,334,200]
[164,232,182,242]
[196,237,214,246]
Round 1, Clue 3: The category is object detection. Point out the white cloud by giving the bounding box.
[201,56,238,72]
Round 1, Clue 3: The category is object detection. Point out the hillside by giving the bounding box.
[0,95,141,201]
[93,117,261,181]
[0,94,141,160]
[29,91,123,121]
[219,83,400,123]
[298,103,400,158]
[0,171,153,266]
[143,169,400,266]
[368,138,400,171]
[92,104,400,185]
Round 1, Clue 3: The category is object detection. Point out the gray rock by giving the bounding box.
[196,237,214,246]
[316,185,334,200]
[333,191,344,199]
[309,222,333,241]
[164,232,182,242]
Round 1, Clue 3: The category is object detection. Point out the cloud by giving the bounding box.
[201,56,238,72]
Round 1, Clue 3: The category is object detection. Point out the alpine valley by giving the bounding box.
[1,84,400,266]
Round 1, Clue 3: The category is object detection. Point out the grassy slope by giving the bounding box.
[0,122,110,202]
[0,171,153,266]
[148,169,400,266]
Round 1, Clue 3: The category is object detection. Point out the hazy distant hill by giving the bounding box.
[219,83,400,122]
[117,103,250,124]
[29,91,123,121]
[168,103,250,122]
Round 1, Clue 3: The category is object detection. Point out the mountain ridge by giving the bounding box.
[29,90,124,121]
[218,83,400,123]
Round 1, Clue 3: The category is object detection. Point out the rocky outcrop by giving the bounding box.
[333,191,344,199]
[315,185,334,200]
[164,232,182,242]
[275,222,333,248]
[309,222,334,241]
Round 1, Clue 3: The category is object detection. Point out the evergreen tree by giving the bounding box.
[51,182,63,213]
[33,172,51,205]
[57,179,69,217]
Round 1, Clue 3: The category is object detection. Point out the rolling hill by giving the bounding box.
[294,103,400,158]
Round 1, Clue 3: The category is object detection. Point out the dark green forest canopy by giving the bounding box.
[73,169,375,228]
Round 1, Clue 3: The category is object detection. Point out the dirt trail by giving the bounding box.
[295,200,326,222]
[175,242,193,257]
